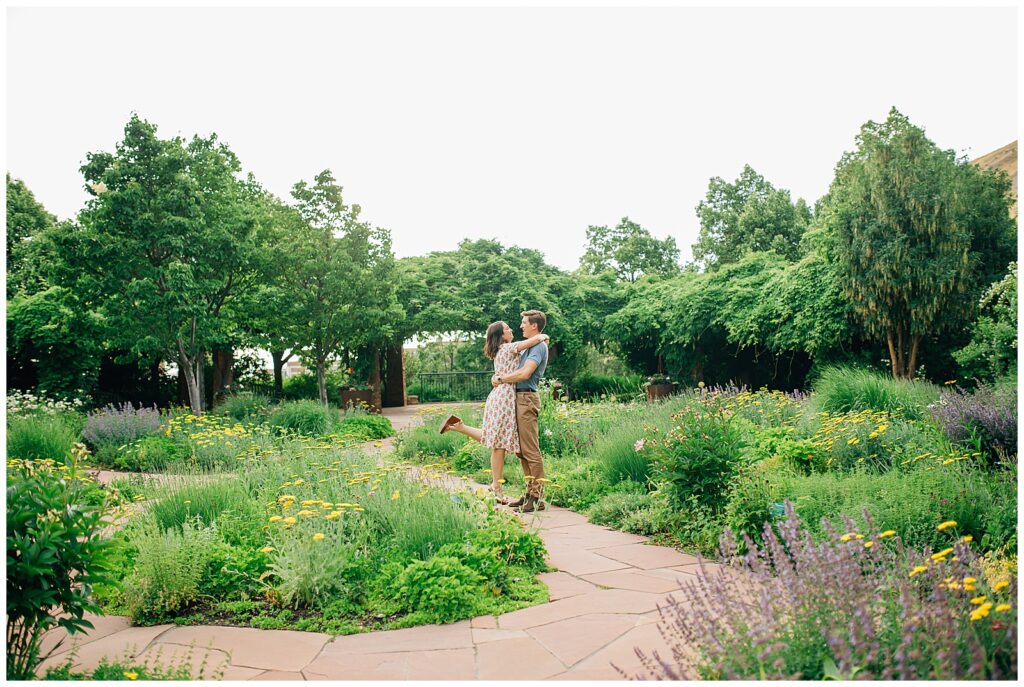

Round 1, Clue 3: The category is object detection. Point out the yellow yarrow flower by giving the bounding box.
[970,602,993,621]
[123,671,139,680]
[864,541,874,549]
[312,533,325,542]
[391,490,401,500]
[936,520,957,531]
[996,604,1012,613]
[909,565,928,577]
[260,546,274,554]
[297,510,316,517]
[970,596,987,605]
[961,535,973,543]
[283,516,297,526]
[994,580,1009,591]
[931,548,954,561]
[325,511,342,520]
[964,577,977,584]
[269,516,283,523]
[878,530,897,539]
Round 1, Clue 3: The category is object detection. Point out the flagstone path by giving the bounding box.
[39,403,709,680]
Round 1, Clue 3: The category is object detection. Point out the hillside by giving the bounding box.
[972,140,1017,218]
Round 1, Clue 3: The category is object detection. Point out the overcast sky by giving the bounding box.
[7,5,1018,270]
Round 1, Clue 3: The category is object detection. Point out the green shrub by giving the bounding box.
[808,366,940,420]
[805,409,953,473]
[570,372,645,400]
[6,455,113,680]
[6,413,77,461]
[281,372,320,400]
[436,541,509,592]
[124,518,220,621]
[113,436,189,471]
[468,517,547,571]
[217,392,271,421]
[394,556,484,623]
[149,479,258,535]
[594,424,652,485]
[450,441,490,473]
[724,456,795,544]
[649,402,747,511]
[266,519,361,608]
[395,423,467,460]
[335,414,394,441]
[586,486,652,529]
[267,400,336,437]
[545,455,609,510]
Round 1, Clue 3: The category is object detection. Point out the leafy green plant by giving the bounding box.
[394,556,484,623]
[6,413,77,461]
[268,400,337,436]
[649,402,747,511]
[123,518,220,621]
[586,486,652,529]
[468,517,547,571]
[112,436,189,471]
[6,453,114,680]
[335,414,394,441]
[807,365,940,420]
[265,518,360,608]
[395,423,467,460]
[217,392,271,421]
[593,423,652,485]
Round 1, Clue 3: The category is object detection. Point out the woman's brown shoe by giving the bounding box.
[439,415,462,434]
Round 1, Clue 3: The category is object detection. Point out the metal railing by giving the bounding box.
[412,371,492,402]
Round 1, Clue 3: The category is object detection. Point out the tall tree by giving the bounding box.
[819,107,1016,379]
[62,115,259,412]
[693,165,811,269]
[579,217,680,282]
[6,174,57,297]
[287,170,402,407]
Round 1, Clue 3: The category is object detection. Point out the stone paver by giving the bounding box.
[39,613,132,659]
[135,642,233,679]
[475,637,566,680]
[155,626,330,672]
[593,543,701,570]
[55,406,714,680]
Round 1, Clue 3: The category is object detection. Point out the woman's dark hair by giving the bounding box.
[483,321,505,360]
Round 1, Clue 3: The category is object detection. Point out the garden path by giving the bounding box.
[39,403,712,680]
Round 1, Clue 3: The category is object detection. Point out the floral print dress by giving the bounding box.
[482,342,521,453]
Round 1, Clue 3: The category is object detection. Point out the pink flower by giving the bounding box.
[634,438,646,452]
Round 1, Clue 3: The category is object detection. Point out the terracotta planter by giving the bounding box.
[407,395,419,405]
[646,383,674,403]
[340,388,381,414]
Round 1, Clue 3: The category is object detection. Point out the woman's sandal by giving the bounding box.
[489,487,512,506]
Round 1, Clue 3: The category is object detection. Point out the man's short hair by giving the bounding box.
[521,310,547,333]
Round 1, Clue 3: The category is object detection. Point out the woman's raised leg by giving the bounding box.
[449,420,483,443]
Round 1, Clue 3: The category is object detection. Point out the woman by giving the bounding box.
[439,321,548,504]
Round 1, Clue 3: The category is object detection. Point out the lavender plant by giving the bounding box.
[628,503,1017,680]
[81,403,162,450]
[929,385,1017,462]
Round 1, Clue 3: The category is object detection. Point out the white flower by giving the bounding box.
[544,428,553,437]
[634,438,646,452]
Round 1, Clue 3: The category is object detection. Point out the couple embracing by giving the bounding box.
[439,310,549,513]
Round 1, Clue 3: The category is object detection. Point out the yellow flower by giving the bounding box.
[391,490,401,500]
[301,500,319,506]
[878,530,897,539]
[964,577,977,584]
[864,541,874,549]
[936,520,957,531]
[961,535,973,543]
[283,516,297,526]
[123,671,139,680]
[847,437,860,445]
[996,604,1011,613]
[312,533,325,542]
[269,516,283,523]
[970,602,993,621]
[840,533,859,542]
[297,509,316,517]
[994,580,1009,591]
[909,565,928,577]
[931,548,954,561]
[260,546,274,554]
[325,511,342,520]
[293,479,305,485]
[970,596,987,605]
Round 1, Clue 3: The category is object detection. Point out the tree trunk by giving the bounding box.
[271,350,292,397]
[211,348,234,406]
[368,347,383,410]
[886,332,899,378]
[196,349,206,412]
[177,339,202,414]
[316,357,329,408]
[908,334,921,379]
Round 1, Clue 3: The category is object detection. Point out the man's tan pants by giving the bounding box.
[515,390,545,498]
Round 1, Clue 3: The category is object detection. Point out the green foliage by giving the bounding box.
[579,216,680,282]
[6,456,113,680]
[335,414,394,441]
[268,400,337,436]
[955,263,1017,382]
[217,392,272,421]
[363,478,477,562]
[110,436,189,472]
[395,422,467,460]
[650,402,747,511]
[593,423,652,485]
[468,517,547,571]
[569,372,645,400]
[818,107,1016,378]
[7,287,104,399]
[43,649,223,680]
[693,163,812,268]
[123,518,220,621]
[265,518,361,609]
[586,486,652,529]
[393,556,484,623]
[6,173,57,297]
[807,366,940,420]
[725,456,795,543]
[6,413,77,462]
[450,441,490,472]
[148,479,259,535]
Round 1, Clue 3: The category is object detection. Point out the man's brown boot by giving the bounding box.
[517,496,547,513]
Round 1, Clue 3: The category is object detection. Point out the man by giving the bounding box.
[491,310,549,513]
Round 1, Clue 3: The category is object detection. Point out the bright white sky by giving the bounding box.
[6,4,1018,270]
